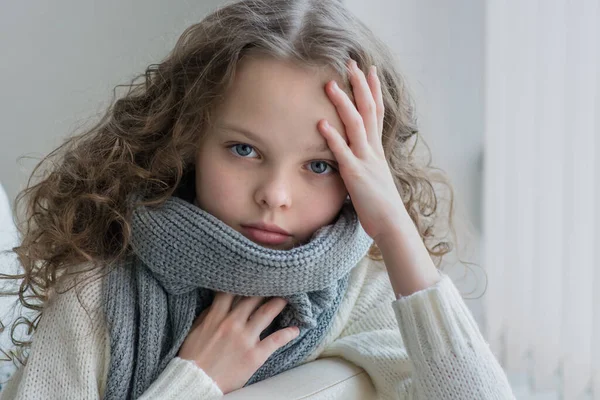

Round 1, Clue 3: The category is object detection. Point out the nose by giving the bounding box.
[254,170,292,210]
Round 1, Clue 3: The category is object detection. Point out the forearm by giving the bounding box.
[374,208,441,298]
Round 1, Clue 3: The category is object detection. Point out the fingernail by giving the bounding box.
[332,81,339,91]
[370,65,377,76]
[323,120,330,129]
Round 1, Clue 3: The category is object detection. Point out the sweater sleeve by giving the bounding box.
[0,275,111,400]
[0,274,224,400]
[138,357,223,399]
[319,266,516,400]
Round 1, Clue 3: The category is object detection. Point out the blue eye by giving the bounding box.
[308,161,336,175]
[230,144,257,158]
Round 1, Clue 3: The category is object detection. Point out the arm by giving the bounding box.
[0,273,223,400]
[319,262,516,400]
[393,273,516,399]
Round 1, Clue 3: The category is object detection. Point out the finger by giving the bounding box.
[231,295,266,320]
[347,59,379,146]
[367,65,385,144]
[211,291,236,315]
[318,119,357,167]
[246,297,288,336]
[256,326,300,356]
[191,308,210,329]
[325,80,369,151]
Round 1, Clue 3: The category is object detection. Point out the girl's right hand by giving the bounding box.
[177,291,300,394]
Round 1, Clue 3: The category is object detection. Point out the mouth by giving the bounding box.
[240,223,291,245]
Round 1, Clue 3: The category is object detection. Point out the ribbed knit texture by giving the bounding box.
[0,257,517,399]
[102,196,373,399]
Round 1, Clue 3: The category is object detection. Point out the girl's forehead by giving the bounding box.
[213,56,348,135]
[228,55,348,99]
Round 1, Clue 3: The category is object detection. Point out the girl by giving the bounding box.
[0,0,515,398]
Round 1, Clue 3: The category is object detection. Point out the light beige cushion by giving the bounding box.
[224,357,376,400]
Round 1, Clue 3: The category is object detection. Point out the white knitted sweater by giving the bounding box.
[0,257,515,399]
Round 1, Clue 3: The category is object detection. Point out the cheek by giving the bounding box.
[195,149,246,210]
[296,181,348,232]
[198,165,243,201]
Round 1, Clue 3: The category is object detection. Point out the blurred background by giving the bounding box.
[0,0,598,398]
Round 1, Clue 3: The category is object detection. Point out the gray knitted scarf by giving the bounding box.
[101,196,373,399]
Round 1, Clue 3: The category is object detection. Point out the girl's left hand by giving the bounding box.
[318,59,406,242]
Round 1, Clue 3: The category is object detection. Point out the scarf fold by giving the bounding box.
[102,196,373,399]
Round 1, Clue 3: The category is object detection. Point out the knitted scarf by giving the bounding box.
[101,196,373,399]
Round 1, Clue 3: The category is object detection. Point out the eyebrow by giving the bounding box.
[219,123,332,154]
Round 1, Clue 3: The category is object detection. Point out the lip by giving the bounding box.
[241,222,291,245]
[243,222,290,235]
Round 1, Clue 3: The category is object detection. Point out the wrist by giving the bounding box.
[375,218,442,297]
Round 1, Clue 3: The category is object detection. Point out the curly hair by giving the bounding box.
[0,0,462,369]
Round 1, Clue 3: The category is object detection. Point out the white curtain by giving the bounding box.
[484,0,599,399]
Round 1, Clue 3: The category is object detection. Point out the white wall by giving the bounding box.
[0,0,224,210]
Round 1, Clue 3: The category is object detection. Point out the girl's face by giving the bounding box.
[195,55,350,250]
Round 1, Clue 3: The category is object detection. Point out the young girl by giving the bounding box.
[0,0,515,398]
